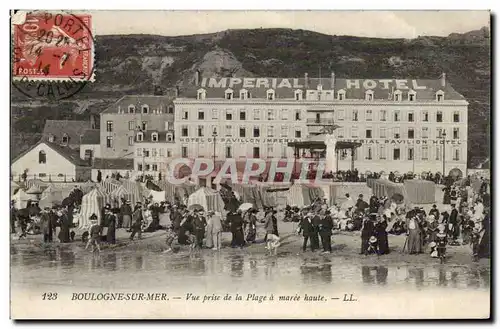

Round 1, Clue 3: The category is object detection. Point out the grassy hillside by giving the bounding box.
[11,27,490,167]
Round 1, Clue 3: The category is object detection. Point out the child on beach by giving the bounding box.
[85,215,102,253]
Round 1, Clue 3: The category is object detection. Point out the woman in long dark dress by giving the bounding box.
[360,215,375,255]
[106,208,117,244]
[245,209,257,243]
[375,215,389,254]
[230,212,245,248]
[57,210,71,243]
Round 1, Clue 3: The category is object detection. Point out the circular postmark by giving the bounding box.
[11,10,95,101]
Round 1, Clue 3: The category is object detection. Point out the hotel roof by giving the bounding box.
[101,95,176,114]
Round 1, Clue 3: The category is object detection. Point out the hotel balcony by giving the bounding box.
[306,118,335,126]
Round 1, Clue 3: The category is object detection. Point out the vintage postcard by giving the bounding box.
[10,10,491,319]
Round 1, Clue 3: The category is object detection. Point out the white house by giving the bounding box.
[11,141,91,182]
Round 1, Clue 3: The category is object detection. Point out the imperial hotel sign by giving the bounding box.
[174,72,468,176]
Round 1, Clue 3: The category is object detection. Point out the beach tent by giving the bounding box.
[79,188,106,229]
[188,187,225,212]
[286,184,325,207]
[109,185,132,208]
[99,178,121,194]
[39,184,74,208]
[11,189,31,209]
[403,180,436,204]
[79,181,98,194]
[24,179,48,191]
[121,180,148,205]
[157,180,197,203]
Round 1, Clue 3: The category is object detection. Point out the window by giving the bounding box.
[197,90,205,100]
[408,90,416,101]
[239,127,246,137]
[182,110,188,120]
[281,125,288,137]
[166,133,173,142]
[137,164,143,171]
[128,105,135,113]
[128,121,134,130]
[136,148,142,156]
[280,109,288,120]
[436,91,444,102]
[198,110,205,120]
[295,130,302,138]
[422,127,429,139]
[253,147,260,158]
[106,136,113,148]
[226,146,232,158]
[337,109,345,121]
[337,89,346,100]
[136,132,144,142]
[267,109,275,120]
[351,127,359,138]
[422,111,429,122]
[226,110,233,120]
[380,110,387,121]
[267,126,274,137]
[240,110,246,120]
[453,128,459,139]
[253,126,260,137]
[225,89,234,100]
[453,111,460,123]
[225,125,232,137]
[212,109,218,120]
[267,144,273,156]
[366,147,373,160]
[127,136,134,146]
[267,89,275,100]
[394,127,400,139]
[437,128,444,138]
[422,146,429,160]
[48,134,55,142]
[295,90,303,101]
[106,121,113,132]
[366,129,372,138]
[240,89,248,100]
[152,164,158,171]
[379,145,386,159]
[160,148,165,157]
[181,146,188,158]
[145,164,150,171]
[62,133,69,145]
[254,109,261,120]
[393,148,401,160]
[38,150,46,164]
[352,109,358,121]
[408,128,415,139]
[141,121,147,131]
[337,128,344,138]
[142,105,149,114]
[394,90,402,101]
[436,111,443,122]
[365,90,374,101]
[151,133,158,142]
[394,110,400,122]
[197,126,204,137]
[366,110,373,121]
[165,122,174,131]
[152,148,158,157]
[380,128,386,138]
[408,147,414,161]
[181,126,188,137]
[453,148,460,161]
[167,105,174,114]
[295,110,301,121]
[408,112,414,122]
[167,150,172,157]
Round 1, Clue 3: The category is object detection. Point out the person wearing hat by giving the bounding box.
[245,208,258,244]
[355,194,369,213]
[360,213,375,255]
[426,215,439,243]
[406,215,422,254]
[130,203,143,240]
[375,215,389,255]
[104,204,117,244]
[120,200,133,229]
[57,208,71,243]
[429,204,440,220]
[449,204,460,243]
[319,210,334,254]
[85,214,102,253]
[297,212,316,252]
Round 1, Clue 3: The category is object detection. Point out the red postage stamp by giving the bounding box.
[12,11,95,81]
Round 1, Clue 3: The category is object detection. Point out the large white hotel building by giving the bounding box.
[173,72,468,176]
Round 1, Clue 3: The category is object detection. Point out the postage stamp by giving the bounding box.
[12,11,95,82]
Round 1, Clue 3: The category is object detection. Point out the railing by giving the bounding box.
[306,118,335,125]
[11,174,82,183]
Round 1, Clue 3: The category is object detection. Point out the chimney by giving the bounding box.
[441,73,446,87]
[175,86,180,98]
[195,70,200,86]
[304,73,309,88]
[90,114,96,129]
[331,72,335,89]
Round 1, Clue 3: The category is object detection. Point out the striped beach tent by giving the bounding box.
[79,188,106,229]
[157,180,197,203]
[286,184,325,207]
[39,184,73,208]
[188,187,225,213]
[121,180,149,205]
[99,178,121,194]
[109,185,132,208]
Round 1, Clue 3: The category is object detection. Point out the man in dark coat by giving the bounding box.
[172,206,183,234]
[298,212,315,252]
[229,211,245,248]
[193,210,207,248]
[429,204,440,220]
[120,200,133,229]
[319,210,334,253]
[310,212,321,251]
[360,215,375,255]
[449,204,459,241]
[355,194,369,212]
[104,205,117,244]
[130,203,143,241]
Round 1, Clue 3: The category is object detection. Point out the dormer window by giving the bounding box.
[436,90,445,102]
[240,89,249,100]
[267,89,275,101]
[48,134,55,143]
[136,132,144,142]
[166,133,173,142]
[294,89,303,101]
[225,88,234,100]
[393,90,402,102]
[62,133,69,145]
[337,89,346,101]
[142,104,149,114]
[197,88,206,100]
[167,105,174,114]
[151,132,158,142]
[365,90,374,101]
[128,104,136,113]
[408,90,416,101]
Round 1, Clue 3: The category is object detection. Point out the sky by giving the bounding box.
[91,10,490,39]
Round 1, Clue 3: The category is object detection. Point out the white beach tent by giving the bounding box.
[188,187,225,213]
[78,188,106,229]
[11,189,31,209]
